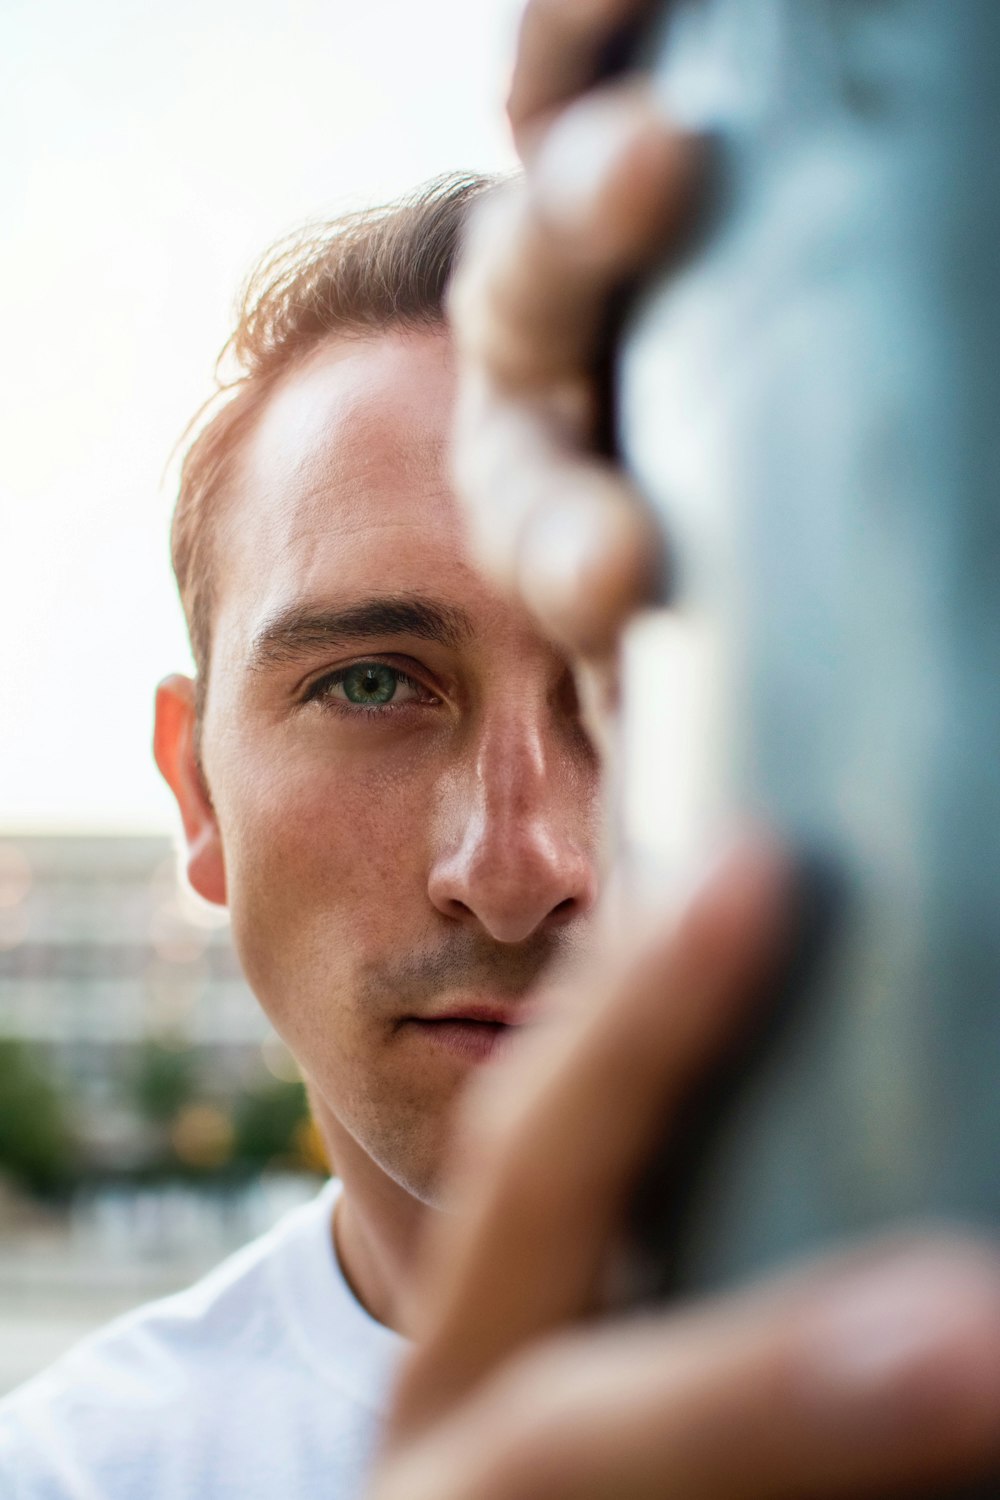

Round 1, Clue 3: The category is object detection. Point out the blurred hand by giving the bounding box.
[415,6,1000,1499]
[449,0,701,737]
[368,840,1000,1499]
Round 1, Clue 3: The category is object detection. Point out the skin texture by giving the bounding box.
[155,329,599,1328]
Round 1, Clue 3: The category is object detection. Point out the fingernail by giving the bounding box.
[815,1264,970,1384]
[803,1247,1000,1429]
[519,493,611,600]
[532,95,644,234]
[684,829,783,918]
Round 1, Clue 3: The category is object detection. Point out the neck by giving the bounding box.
[310,1094,430,1336]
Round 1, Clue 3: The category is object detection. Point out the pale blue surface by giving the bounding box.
[619,0,1000,1292]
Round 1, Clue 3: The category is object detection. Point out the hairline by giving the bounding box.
[172,172,498,714]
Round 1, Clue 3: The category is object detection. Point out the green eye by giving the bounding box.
[341,663,399,705]
[306,660,435,715]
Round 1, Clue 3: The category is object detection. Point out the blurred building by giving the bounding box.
[0,834,289,1175]
[0,836,325,1396]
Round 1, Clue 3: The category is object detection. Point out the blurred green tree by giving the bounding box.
[0,1038,76,1196]
[232,1078,312,1172]
[131,1041,200,1124]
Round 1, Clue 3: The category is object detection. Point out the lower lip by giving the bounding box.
[404,1019,516,1063]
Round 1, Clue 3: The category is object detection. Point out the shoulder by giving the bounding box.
[4,1183,335,1402]
[0,1182,343,1499]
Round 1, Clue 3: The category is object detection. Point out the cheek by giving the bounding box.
[219,735,435,998]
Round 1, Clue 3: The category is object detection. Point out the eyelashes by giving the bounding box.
[302,660,440,716]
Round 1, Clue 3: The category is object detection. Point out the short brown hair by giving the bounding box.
[171,172,494,681]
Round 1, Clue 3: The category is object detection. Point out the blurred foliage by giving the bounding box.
[233,1078,314,1172]
[0,1038,77,1196]
[131,1041,200,1124]
[0,1040,324,1200]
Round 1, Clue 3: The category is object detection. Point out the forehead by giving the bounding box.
[212,328,482,655]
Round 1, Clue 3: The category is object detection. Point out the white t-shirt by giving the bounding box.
[0,1178,404,1499]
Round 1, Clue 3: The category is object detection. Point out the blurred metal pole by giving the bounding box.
[617,0,1000,1326]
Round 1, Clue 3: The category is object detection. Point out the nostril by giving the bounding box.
[428,837,597,940]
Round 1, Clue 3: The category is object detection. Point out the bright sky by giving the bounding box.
[0,0,520,833]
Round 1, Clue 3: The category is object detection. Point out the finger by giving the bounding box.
[451,91,699,394]
[507,0,657,157]
[454,374,662,659]
[382,1236,1000,1500]
[515,459,663,658]
[450,93,696,655]
[392,838,791,1430]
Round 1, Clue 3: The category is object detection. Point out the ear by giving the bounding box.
[153,674,227,906]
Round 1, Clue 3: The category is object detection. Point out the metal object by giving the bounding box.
[617,0,1000,1337]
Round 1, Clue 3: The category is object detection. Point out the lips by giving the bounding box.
[401,1000,534,1063]
[420,1001,528,1027]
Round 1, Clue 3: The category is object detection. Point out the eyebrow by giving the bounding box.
[247,595,474,672]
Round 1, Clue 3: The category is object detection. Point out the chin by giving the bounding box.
[313,1071,463,1210]
[347,1127,448,1210]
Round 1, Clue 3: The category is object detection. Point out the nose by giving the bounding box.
[427,711,598,944]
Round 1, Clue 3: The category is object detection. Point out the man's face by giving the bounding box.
[182,329,600,1202]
